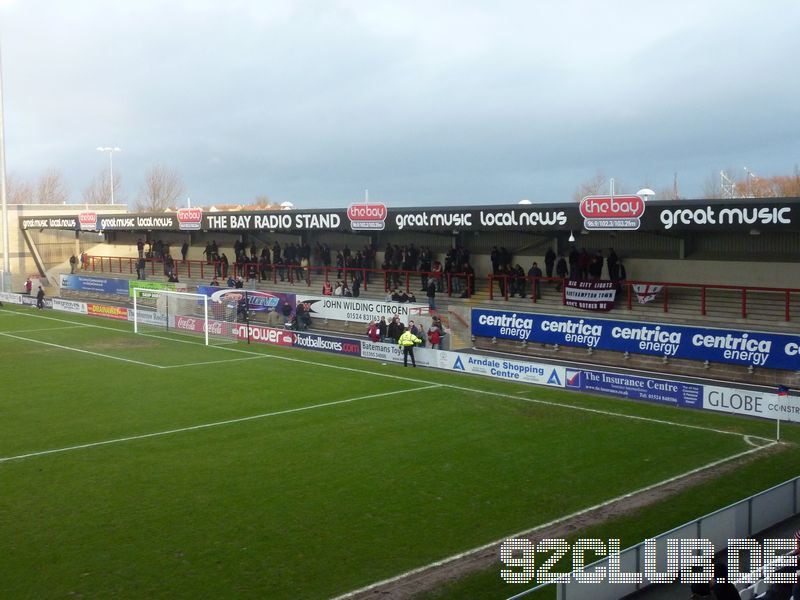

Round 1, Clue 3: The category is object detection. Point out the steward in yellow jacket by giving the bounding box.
[398,330,422,367]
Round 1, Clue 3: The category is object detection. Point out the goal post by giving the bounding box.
[133,288,243,346]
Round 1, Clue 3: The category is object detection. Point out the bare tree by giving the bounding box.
[572,172,607,202]
[136,165,185,211]
[5,173,34,204]
[35,168,70,204]
[701,172,723,198]
[83,169,123,204]
[250,194,272,208]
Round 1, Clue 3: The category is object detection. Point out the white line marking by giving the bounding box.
[0,331,165,368]
[0,308,778,443]
[5,325,87,334]
[161,356,265,369]
[0,307,783,596]
[330,441,780,600]
[0,384,441,464]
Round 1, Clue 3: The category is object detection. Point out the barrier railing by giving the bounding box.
[84,256,474,298]
[506,475,800,600]
[487,274,800,322]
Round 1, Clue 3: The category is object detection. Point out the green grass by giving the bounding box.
[0,305,796,599]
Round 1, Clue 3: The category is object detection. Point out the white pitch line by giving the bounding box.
[0,308,778,443]
[330,440,780,600]
[4,325,87,334]
[0,384,442,464]
[162,355,265,369]
[0,331,165,369]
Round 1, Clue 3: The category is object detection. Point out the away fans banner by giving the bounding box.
[564,280,617,311]
[633,284,663,304]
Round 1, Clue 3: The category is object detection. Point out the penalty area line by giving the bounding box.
[0,384,442,464]
[0,331,165,369]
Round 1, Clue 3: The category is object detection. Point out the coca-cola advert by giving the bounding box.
[174,315,232,336]
[564,280,617,311]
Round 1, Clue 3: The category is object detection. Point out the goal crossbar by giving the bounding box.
[132,288,210,345]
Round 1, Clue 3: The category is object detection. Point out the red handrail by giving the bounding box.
[83,255,800,322]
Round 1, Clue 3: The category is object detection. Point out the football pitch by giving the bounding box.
[0,305,792,599]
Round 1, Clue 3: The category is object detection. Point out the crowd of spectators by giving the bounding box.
[132,238,630,304]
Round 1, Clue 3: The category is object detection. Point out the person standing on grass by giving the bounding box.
[398,327,422,367]
[36,286,45,309]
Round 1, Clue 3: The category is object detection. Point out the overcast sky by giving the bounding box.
[1,0,799,208]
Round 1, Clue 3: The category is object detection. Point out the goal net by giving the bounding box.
[132,288,239,345]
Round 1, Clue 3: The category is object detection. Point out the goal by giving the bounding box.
[132,288,238,345]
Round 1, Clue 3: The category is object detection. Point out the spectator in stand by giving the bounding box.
[568,246,579,279]
[709,563,741,600]
[80,251,88,270]
[334,281,344,296]
[409,320,425,347]
[607,248,620,281]
[555,254,568,291]
[259,254,271,280]
[235,276,244,289]
[490,246,500,274]
[510,264,526,298]
[588,250,604,279]
[138,238,145,259]
[296,302,311,330]
[342,284,353,297]
[203,241,213,264]
[385,288,394,302]
[264,307,281,328]
[210,277,219,286]
[168,272,178,284]
[419,249,431,291]
[273,242,283,281]
[322,280,332,295]
[281,300,293,324]
[496,264,510,297]
[367,320,380,342]
[427,320,442,349]
[24,277,32,295]
[387,316,401,343]
[578,248,590,279]
[528,262,543,299]
[136,257,146,280]
[210,240,219,263]
[69,254,77,273]
[181,241,189,261]
[378,316,387,342]
[431,260,443,292]
[427,278,437,311]
[461,261,475,297]
[544,247,556,279]
[227,274,236,288]
[220,253,229,278]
